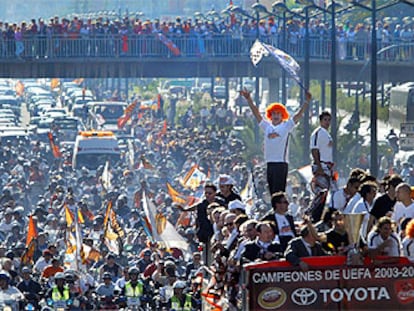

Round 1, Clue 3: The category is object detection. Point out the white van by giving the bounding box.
[72,130,121,171]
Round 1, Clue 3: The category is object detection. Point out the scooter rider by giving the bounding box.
[120,266,144,307]
[45,272,70,307]
[167,280,199,311]
[0,270,24,311]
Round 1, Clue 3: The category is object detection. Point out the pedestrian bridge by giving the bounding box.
[2,35,413,83]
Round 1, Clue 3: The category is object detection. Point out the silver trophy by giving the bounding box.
[343,213,365,265]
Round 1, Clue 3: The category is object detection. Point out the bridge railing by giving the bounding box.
[3,34,414,62]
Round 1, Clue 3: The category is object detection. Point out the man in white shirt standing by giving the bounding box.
[308,111,337,222]
[240,89,311,195]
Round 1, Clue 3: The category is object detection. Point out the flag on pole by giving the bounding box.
[101,161,112,191]
[166,182,187,205]
[47,132,63,158]
[250,40,269,66]
[142,191,189,252]
[117,99,138,129]
[167,182,200,207]
[250,40,304,89]
[26,215,38,246]
[240,172,254,217]
[156,33,181,56]
[21,215,38,265]
[103,201,125,255]
[21,239,37,266]
[64,204,84,269]
[263,42,301,84]
[180,164,207,190]
[65,204,85,225]
[80,243,101,265]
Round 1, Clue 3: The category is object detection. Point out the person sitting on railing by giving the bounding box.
[366,216,402,264]
[240,221,282,263]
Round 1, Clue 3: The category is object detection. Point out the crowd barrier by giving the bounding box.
[1,34,414,61]
[243,256,414,310]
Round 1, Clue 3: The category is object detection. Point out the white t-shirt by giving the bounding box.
[330,188,352,212]
[259,118,295,163]
[402,237,414,262]
[391,201,414,230]
[310,127,333,163]
[367,231,401,257]
[343,192,362,214]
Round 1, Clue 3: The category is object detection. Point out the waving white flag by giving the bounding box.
[250,40,269,66]
[250,40,305,90]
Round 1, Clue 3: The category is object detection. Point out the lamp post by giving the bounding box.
[277,0,345,165]
[327,0,341,165]
[252,1,268,117]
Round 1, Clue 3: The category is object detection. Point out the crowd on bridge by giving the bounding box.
[1,10,414,60]
[0,76,413,310]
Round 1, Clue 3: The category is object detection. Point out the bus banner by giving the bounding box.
[245,257,414,310]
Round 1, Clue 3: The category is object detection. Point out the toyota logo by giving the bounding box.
[291,288,318,306]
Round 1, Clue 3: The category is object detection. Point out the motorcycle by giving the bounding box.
[42,297,80,311]
[97,295,120,310]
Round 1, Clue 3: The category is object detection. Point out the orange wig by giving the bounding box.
[266,103,289,121]
[405,218,414,238]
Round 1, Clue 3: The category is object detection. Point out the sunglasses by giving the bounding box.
[224,223,234,227]
[278,200,289,204]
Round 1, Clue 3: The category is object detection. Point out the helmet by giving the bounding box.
[128,267,139,275]
[64,271,76,282]
[13,206,24,215]
[46,214,57,222]
[103,272,112,279]
[54,272,65,280]
[0,271,10,282]
[173,280,186,289]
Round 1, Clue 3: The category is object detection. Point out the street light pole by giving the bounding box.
[330,1,338,164]
[255,4,261,117]
[281,1,287,106]
[370,0,378,177]
[303,6,310,164]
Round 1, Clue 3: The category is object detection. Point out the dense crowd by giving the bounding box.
[0,75,412,311]
[0,12,414,60]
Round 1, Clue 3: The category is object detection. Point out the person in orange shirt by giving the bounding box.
[41,257,64,281]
